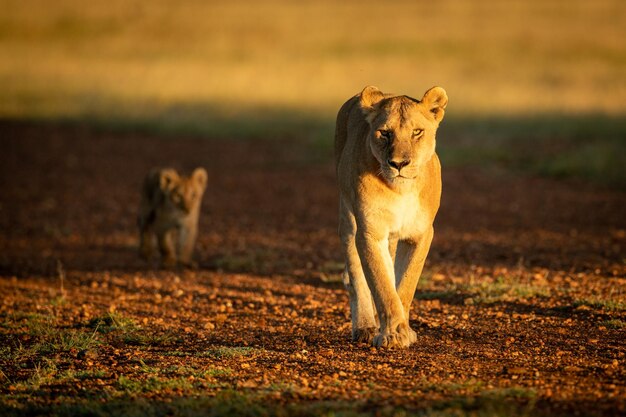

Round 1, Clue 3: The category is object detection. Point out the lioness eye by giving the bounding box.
[378,130,391,139]
[413,129,424,138]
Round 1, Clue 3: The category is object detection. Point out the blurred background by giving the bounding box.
[1,0,625,184]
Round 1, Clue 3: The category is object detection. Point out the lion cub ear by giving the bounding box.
[359,85,385,124]
[191,167,208,191]
[159,169,179,191]
[421,86,448,122]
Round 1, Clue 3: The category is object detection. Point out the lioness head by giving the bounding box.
[359,86,448,183]
[159,168,208,213]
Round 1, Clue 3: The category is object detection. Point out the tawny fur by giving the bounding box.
[335,85,448,348]
[138,167,207,268]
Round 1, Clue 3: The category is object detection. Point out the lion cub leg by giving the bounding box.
[177,219,198,268]
[138,201,157,260]
[138,223,156,260]
[157,228,177,268]
[139,229,156,261]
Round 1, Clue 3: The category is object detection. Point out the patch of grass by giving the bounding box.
[199,346,258,359]
[116,375,195,395]
[265,381,297,393]
[415,290,458,301]
[12,359,58,392]
[318,261,345,284]
[88,312,138,333]
[87,312,179,347]
[62,369,108,380]
[0,389,546,417]
[137,361,232,379]
[202,367,233,378]
[48,295,67,307]
[416,384,537,417]
[24,313,57,336]
[415,275,550,304]
[602,319,626,329]
[466,276,550,305]
[47,328,99,353]
[161,349,257,363]
[420,275,550,306]
[0,367,11,385]
[162,351,187,357]
[137,362,160,375]
[574,298,626,312]
[213,253,260,273]
[438,114,626,186]
[13,313,101,356]
[428,388,537,417]
[483,387,537,400]
[1,341,43,364]
[213,248,294,274]
[419,379,485,395]
[164,365,232,379]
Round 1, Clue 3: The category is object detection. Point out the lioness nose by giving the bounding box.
[388,159,410,170]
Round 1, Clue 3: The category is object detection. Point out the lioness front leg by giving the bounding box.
[342,251,378,343]
[340,207,377,343]
[395,227,435,318]
[356,231,415,348]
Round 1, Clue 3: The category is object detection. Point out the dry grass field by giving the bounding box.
[2,0,625,183]
[1,0,625,116]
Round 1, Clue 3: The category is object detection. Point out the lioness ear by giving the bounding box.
[192,167,208,190]
[359,85,385,124]
[159,169,179,191]
[421,86,448,122]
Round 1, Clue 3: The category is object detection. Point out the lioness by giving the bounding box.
[335,85,448,348]
[138,167,207,268]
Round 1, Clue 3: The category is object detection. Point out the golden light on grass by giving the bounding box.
[1,0,625,121]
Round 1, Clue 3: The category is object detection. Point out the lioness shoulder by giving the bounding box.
[335,86,448,348]
[138,167,207,268]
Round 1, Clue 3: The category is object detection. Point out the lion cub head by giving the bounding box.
[359,86,448,183]
[159,168,208,214]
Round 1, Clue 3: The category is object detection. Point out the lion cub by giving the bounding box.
[335,86,448,348]
[138,167,207,268]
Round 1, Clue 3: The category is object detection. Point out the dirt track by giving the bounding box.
[0,121,624,416]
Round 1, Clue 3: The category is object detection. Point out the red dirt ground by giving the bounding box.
[0,121,624,415]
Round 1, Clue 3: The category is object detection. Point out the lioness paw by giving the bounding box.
[373,323,416,348]
[352,327,377,344]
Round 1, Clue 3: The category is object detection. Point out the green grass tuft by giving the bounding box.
[199,346,258,359]
[601,319,626,329]
[574,298,626,312]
